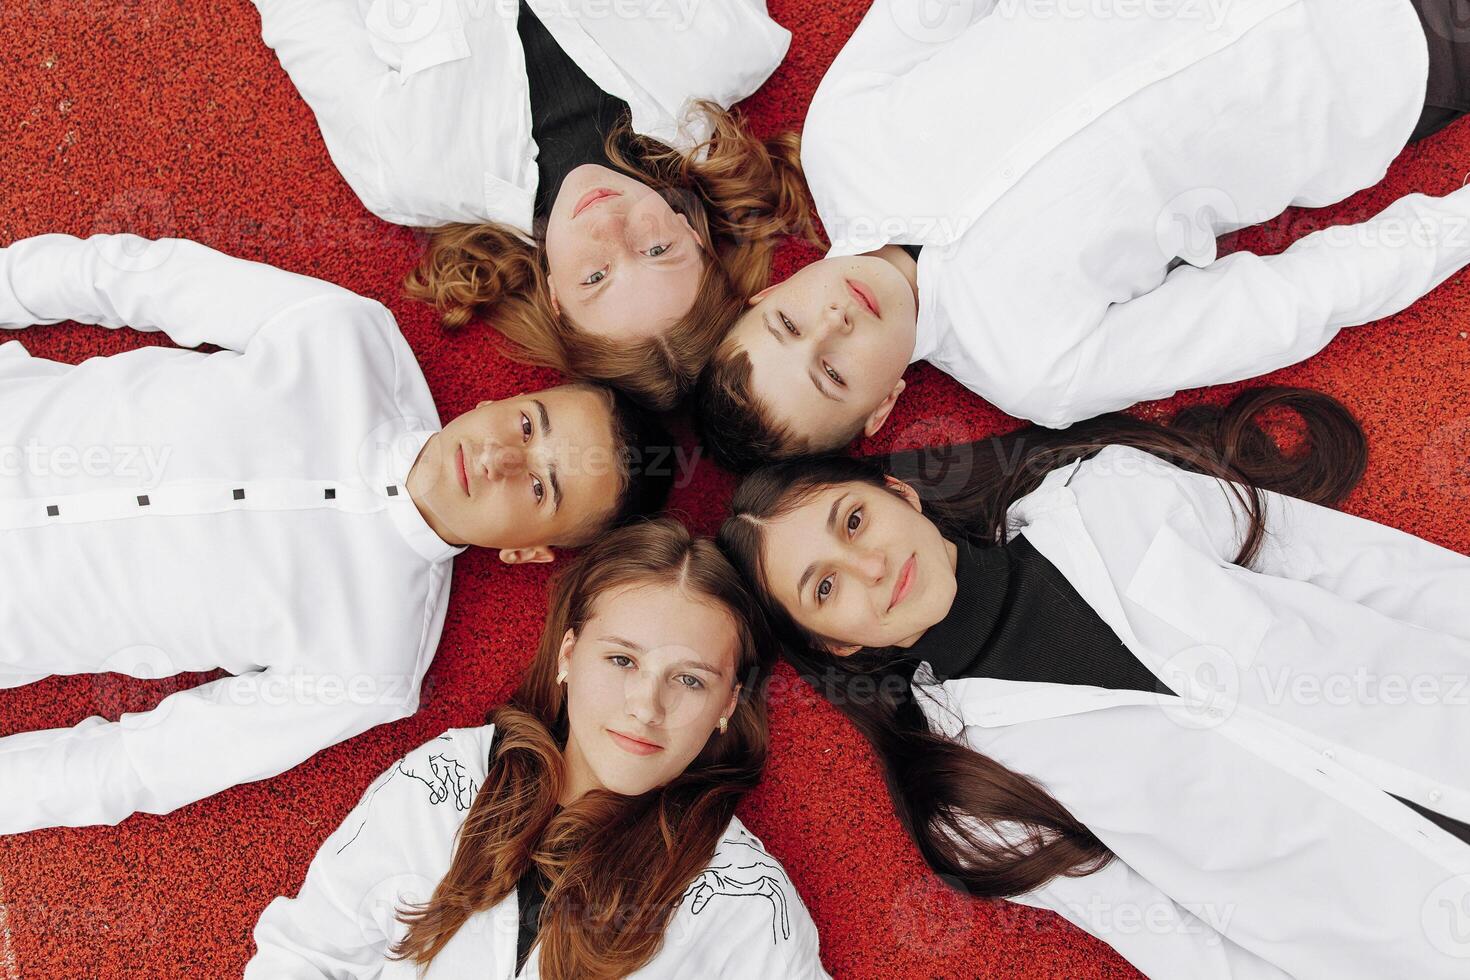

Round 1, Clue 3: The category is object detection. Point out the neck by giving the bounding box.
[559,736,600,806]
[404,433,464,547]
[869,243,920,304]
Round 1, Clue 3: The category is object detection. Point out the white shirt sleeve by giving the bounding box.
[0,233,372,352]
[1075,445,1470,641]
[659,846,831,979]
[251,0,510,227]
[0,668,411,834]
[246,730,483,979]
[1014,859,1291,980]
[985,187,1470,428]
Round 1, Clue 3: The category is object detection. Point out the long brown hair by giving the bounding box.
[406,102,822,411]
[389,517,774,978]
[717,387,1367,898]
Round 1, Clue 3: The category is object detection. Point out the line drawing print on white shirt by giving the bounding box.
[682,829,797,944]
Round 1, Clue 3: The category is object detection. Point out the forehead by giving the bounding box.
[539,387,620,515]
[584,582,740,670]
[756,486,848,575]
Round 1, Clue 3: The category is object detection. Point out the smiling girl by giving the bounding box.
[253,0,818,409]
[247,518,829,979]
[719,388,1470,977]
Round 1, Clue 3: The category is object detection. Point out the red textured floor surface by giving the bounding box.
[2,3,1469,978]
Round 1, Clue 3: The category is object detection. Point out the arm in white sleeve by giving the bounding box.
[251,0,489,226]
[0,666,409,835]
[1077,446,1470,641]
[0,233,366,352]
[246,732,472,979]
[998,187,1470,427]
[1013,860,1291,980]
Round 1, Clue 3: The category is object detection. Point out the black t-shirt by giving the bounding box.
[514,863,549,974]
[516,1,633,222]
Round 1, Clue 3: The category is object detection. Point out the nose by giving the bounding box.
[850,546,886,585]
[623,670,666,728]
[478,440,526,480]
[820,301,854,339]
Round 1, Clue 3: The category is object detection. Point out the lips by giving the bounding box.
[608,729,663,756]
[888,554,916,612]
[573,187,620,219]
[455,444,470,496]
[846,278,881,318]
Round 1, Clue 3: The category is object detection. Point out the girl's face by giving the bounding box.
[558,581,742,801]
[757,479,959,654]
[543,164,708,344]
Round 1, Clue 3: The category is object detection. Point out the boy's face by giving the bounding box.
[723,254,918,453]
[407,385,623,563]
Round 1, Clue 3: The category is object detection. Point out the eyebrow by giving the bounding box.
[600,635,724,675]
[534,399,563,513]
[795,494,848,601]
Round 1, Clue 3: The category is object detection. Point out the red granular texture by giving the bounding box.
[1,3,1467,978]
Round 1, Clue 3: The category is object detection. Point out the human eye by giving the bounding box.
[531,474,545,504]
[824,361,845,386]
[608,653,634,668]
[675,674,705,690]
[645,243,671,257]
[846,506,863,535]
[779,312,799,337]
[815,573,835,605]
[520,412,533,441]
[581,267,607,286]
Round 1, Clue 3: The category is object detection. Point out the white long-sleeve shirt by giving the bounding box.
[801,0,1467,428]
[251,0,791,230]
[914,445,1470,977]
[0,233,464,834]
[247,725,831,979]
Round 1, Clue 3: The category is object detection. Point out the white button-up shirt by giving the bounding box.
[251,0,792,230]
[802,0,1470,427]
[912,446,1470,977]
[0,234,464,834]
[246,725,831,979]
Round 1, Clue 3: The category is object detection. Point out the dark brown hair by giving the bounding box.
[388,518,774,979]
[717,387,1366,897]
[406,102,821,411]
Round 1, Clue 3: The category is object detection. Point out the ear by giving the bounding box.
[476,399,494,408]
[747,284,777,307]
[823,641,864,658]
[547,280,560,317]
[861,378,907,438]
[499,546,556,565]
[557,627,576,676]
[721,683,743,722]
[676,212,705,251]
[883,475,924,513]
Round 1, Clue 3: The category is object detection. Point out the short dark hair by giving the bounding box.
[694,341,864,473]
[593,385,677,538]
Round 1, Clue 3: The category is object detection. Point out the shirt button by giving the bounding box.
[1002,167,1015,180]
[1430,789,1444,803]
[1155,58,1171,71]
[1322,749,1334,760]
[1078,103,1092,118]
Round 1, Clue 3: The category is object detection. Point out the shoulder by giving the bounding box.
[388,725,495,811]
[659,817,827,977]
[335,725,495,854]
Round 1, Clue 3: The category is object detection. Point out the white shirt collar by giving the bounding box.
[909,248,941,365]
[368,426,467,565]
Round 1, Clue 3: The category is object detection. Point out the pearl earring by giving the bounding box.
[556,669,568,685]
[718,716,728,734]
